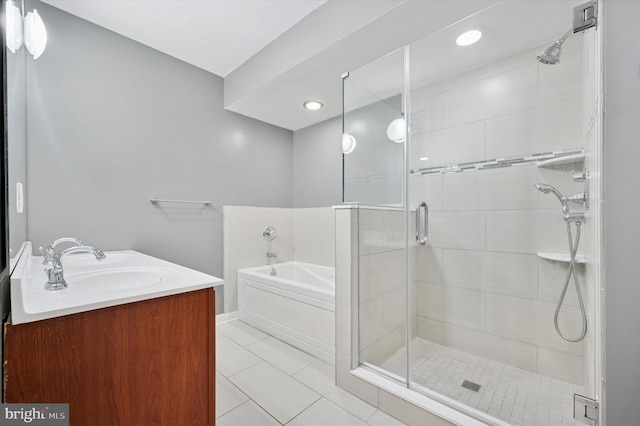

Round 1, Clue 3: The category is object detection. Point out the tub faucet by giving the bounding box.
[44,245,106,291]
[266,251,278,258]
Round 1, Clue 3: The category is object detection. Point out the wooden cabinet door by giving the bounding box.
[5,288,215,426]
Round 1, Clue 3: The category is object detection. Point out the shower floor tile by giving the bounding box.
[380,338,585,426]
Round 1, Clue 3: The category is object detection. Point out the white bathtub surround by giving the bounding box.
[293,208,336,266]
[223,206,293,313]
[237,261,335,364]
[223,206,335,313]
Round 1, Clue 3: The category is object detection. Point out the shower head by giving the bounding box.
[537,42,563,65]
[535,183,569,214]
[535,183,554,194]
[537,29,573,65]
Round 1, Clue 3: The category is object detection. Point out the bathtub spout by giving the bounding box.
[266,251,278,258]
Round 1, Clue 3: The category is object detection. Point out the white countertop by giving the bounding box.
[10,242,223,325]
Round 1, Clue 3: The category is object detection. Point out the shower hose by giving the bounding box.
[555,219,587,342]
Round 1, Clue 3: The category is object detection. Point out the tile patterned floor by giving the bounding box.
[380,338,585,426]
[216,320,408,426]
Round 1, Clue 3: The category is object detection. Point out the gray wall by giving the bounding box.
[26,1,293,278]
[293,116,342,207]
[603,1,640,424]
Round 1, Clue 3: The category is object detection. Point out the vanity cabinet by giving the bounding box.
[4,288,215,426]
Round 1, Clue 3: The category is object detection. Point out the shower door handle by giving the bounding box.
[416,201,429,246]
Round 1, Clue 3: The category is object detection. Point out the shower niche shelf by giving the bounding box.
[537,252,586,264]
[537,153,584,169]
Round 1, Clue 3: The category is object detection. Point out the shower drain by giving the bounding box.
[461,380,481,392]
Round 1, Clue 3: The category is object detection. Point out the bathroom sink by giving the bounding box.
[10,244,224,324]
[68,267,170,290]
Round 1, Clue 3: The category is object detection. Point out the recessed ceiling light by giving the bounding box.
[419,157,429,161]
[303,100,324,111]
[456,29,482,47]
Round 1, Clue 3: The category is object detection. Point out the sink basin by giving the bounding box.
[68,267,170,290]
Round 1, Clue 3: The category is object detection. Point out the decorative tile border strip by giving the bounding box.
[410,149,584,175]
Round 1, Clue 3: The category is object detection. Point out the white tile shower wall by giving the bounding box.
[410,40,587,385]
[357,208,406,367]
[223,206,336,313]
[293,207,336,267]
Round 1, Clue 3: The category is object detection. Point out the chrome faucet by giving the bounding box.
[44,245,106,290]
[40,237,85,264]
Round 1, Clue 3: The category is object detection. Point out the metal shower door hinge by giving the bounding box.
[573,1,597,33]
[574,394,599,425]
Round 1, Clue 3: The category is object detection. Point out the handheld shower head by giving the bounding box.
[537,29,572,65]
[534,183,551,194]
[535,183,569,214]
[535,183,561,196]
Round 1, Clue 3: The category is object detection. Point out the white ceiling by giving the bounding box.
[39,0,581,132]
[41,0,327,77]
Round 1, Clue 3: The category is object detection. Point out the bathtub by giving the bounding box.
[237,261,335,364]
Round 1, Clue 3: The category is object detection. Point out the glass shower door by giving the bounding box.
[342,47,410,383]
[406,1,600,425]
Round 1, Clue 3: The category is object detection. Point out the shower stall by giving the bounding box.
[338,1,602,425]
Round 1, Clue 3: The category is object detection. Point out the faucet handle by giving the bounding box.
[40,246,55,263]
[572,171,587,183]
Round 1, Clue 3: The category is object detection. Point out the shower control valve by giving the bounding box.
[572,172,587,183]
[263,225,276,241]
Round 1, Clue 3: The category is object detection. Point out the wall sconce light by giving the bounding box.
[386,118,406,143]
[5,0,47,60]
[24,9,47,59]
[342,133,356,154]
[5,0,23,53]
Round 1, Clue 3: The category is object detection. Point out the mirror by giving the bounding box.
[7,0,28,273]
